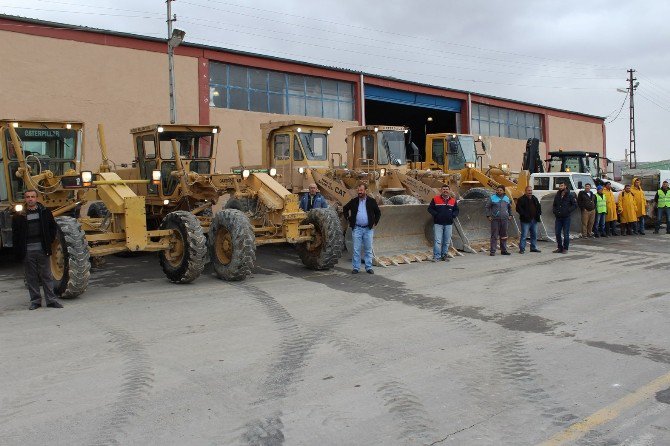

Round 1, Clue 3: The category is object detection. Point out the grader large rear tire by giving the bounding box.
[388,194,421,205]
[159,211,207,283]
[297,208,343,270]
[462,188,494,199]
[208,209,256,281]
[86,201,109,218]
[51,216,90,298]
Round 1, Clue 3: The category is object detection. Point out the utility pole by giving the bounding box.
[627,68,638,169]
[167,0,178,124]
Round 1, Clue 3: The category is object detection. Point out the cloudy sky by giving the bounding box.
[2,0,669,161]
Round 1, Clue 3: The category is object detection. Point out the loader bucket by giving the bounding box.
[452,199,521,253]
[344,204,434,266]
[538,193,582,242]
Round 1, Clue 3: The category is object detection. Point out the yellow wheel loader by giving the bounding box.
[108,124,342,280]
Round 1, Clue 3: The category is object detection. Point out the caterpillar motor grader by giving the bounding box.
[108,123,342,280]
[4,122,209,298]
[259,121,451,265]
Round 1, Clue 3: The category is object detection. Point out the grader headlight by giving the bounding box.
[152,169,162,185]
[163,199,170,205]
[14,204,23,213]
[380,168,386,176]
[242,169,251,179]
[501,163,509,170]
[298,167,305,174]
[81,171,93,187]
[269,168,277,177]
[465,162,475,169]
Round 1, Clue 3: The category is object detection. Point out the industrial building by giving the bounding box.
[0,14,606,171]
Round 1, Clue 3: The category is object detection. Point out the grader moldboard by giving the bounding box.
[110,123,342,280]
[259,121,444,265]
[3,122,210,298]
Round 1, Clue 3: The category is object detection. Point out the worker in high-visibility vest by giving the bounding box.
[603,182,619,236]
[654,180,670,234]
[594,185,608,237]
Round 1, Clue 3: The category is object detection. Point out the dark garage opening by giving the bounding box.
[364,100,459,161]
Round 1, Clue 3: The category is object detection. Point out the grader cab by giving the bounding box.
[113,123,342,280]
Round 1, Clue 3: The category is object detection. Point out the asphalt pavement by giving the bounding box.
[1,232,669,445]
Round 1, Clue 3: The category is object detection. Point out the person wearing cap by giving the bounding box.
[654,180,670,234]
[603,181,618,236]
[630,177,647,235]
[593,185,608,237]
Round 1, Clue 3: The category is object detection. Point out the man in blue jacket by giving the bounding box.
[427,184,459,261]
[485,186,513,256]
[299,183,328,211]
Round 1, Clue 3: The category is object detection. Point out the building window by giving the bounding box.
[209,62,355,120]
[471,104,543,141]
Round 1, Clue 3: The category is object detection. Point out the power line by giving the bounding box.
[606,94,628,123]
[637,91,670,113]
[184,0,624,72]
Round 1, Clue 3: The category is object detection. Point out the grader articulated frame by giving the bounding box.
[109,124,342,280]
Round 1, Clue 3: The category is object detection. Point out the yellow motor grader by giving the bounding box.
[3,122,210,298]
[106,123,343,280]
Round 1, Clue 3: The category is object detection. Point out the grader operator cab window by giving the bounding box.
[361,135,375,165]
[5,127,78,200]
[377,131,406,166]
[158,132,213,159]
[273,134,290,160]
[293,136,303,161]
[298,132,328,161]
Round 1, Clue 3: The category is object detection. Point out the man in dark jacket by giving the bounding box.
[299,183,328,211]
[485,186,513,256]
[515,186,542,254]
[577,183,596,238]
[11,189,63,310]
[427,184,459,261]
[343,183,381,274]
[552,182,577,253]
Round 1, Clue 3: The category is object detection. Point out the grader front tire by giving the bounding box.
[159,211,207,284]
[208,209,256,281]
[51,216,91,298]
[297,208,343,270]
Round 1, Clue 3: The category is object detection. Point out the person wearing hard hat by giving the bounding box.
[617,184,638,236]
[654,180,670,234]
[630,177,647,235]
[594,185,608,237]
[603,182,618,236]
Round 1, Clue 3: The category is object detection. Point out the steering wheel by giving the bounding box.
[24,154,43,176]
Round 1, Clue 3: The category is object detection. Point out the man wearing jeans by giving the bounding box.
[552,182,577,253]
[515,186,542,254]
[343,183,381,274]
[654,180,670,234]
[593,185,608,237]
[427,184,459,261]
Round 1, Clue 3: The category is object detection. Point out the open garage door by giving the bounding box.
[364,85,463,161]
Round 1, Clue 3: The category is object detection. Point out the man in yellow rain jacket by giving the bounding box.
[603,181,619,236]
[617,184,638,235]
[631,177,647,235]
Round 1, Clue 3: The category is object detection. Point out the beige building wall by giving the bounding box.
[484,137,546,170]
[547,115,604,154]
[209,107,357,172]
[0,30,199,169]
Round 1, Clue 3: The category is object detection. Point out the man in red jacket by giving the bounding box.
[427,184,459,261]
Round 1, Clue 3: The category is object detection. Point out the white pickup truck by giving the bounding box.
[529,172,598,199]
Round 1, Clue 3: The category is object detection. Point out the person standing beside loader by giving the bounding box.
[485,186,512,256]
[427,184,459,261]
[594,185,608,237]
[11,189,63,310]
[603,182,619,236]
[552,182,577,253]
[617,184,638,235]
[515,185,542,254]
[631,177,647,235]
[299,183,328,211]
[343,183,381,274]
[577,183,596,238]
[653,180,670,234]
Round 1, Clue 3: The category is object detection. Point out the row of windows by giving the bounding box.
[209,62,355,120]
[471,103,543,141]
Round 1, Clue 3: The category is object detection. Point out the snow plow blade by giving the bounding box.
[538,193,582,242]
[451,199,521,252]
